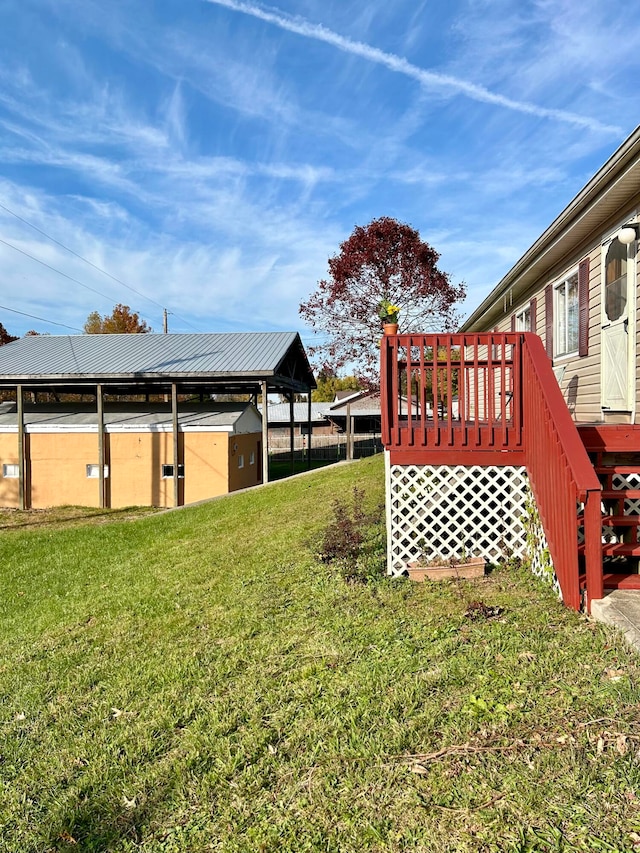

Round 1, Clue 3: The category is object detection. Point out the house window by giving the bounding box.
[515,306,531,332]
[249,451,255,465]
[86,464,109,478]
[605,238,627,322]
[2,464,18,478]
[238,454,244,469]
[555,271,579,356]
[162,464,185,478]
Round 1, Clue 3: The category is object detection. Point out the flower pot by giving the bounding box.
[383,323,399,335]
[407,556,485,582]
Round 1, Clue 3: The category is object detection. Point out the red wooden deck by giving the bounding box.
[381,332,604,611]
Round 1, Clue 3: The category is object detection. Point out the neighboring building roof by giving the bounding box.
[0,332,316,394]
[324,391,383,418]
[461,124,640,331]
[325,390,420,418]
[258,402,328,424]
[0,401,262,434]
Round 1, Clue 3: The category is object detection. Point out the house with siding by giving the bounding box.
[380,125,640,611]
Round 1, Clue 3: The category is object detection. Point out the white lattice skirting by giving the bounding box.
[386,455,532,578]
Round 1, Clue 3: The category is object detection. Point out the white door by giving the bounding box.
[602,238,633,411]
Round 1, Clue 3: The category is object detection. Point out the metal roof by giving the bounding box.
[258,402,328,423]
[461,124,640,331]
[0,401,257,432]
[0,332,316,393]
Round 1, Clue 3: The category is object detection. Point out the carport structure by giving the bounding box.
[0,331,316,509]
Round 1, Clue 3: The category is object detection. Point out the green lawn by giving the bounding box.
[2,455,640,851]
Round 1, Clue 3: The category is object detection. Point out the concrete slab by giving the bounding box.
[591,591,640,652]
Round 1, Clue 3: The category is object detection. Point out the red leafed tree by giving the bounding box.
[0,322,18,346]
[84,304,152,334]
[299,217,465,383]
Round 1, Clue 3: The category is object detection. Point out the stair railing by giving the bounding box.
[520,333,602,609]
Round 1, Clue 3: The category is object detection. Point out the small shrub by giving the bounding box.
[318,487,366,563]
[316,487,384,582]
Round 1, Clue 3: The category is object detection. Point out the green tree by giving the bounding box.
[311,370,361,402]
[84,304,151,334]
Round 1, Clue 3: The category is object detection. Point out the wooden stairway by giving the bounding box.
[578,426,640,592]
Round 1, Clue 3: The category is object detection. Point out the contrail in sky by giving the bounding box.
[204,0,621,136]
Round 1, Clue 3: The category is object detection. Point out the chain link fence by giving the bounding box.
[268,432,382,461]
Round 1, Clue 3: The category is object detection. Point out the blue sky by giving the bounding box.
[0,0,638,347]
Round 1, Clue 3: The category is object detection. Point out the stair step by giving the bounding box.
[577,515,640,528]
[595,465,640,475]
[601,542,640,557]
[603,573,640,590]
[578,425,640,453]
[579,542,640,557]
[601,515,640,526]
[601,489,640,500]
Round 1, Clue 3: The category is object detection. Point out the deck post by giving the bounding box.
[261,381,269,484]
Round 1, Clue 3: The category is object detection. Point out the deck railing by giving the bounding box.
[381,332,603,608]
[380,333,523,453]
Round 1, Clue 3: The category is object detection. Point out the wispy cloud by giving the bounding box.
[204,0,622,135]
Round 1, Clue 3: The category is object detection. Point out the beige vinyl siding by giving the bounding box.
[564,250,601,423]
[636,250,640,423]
[503,245,604,423]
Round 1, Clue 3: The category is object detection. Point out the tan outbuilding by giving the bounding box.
[0,402,262,508]
[0,332,316,509]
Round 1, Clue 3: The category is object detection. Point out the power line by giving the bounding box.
[0,303,83,332]
[0,235,135,305]
[0,201,203,333]
[0,201,166,310]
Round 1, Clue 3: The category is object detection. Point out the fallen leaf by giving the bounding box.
[267,744,277,755]
[111,707,123,719]
[58,831,77,844]
[518,651,536,662]
[410,763,429,775]
[617,734,629,756]
[14,712,25,721]
[122,795,136,810]
[605,668,626,682]
[597,737,606,754]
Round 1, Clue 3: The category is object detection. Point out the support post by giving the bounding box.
[584,490,604,612]
[17,384,25,510]
[261,381,269,484]
[97,383,105,509]
[307,389,312,470]
[346,401,352,461]
[289,392,295,476]
[172,382,180,507]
